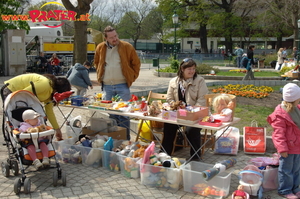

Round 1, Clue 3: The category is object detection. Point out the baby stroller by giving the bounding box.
[1,87,66,194]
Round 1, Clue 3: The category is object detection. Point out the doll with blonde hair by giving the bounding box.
[212,94,234,122]
[232,185,247,199]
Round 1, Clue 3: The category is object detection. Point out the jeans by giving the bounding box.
[103,83,131,140]
[236,56,242,68]
[278,154,300,195]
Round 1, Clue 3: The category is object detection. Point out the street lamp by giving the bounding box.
[297,19,300,63]
[172,11,179,60]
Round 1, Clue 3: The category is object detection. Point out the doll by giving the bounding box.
[212,94,234,122]
[232,185,247,199]
[18,110,50,169]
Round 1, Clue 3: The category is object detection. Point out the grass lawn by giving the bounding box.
[216,70,280,77]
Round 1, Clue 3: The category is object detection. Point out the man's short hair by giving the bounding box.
[83,61,91,66]
[104,26,115,37]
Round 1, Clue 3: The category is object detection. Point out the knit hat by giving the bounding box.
[22,110,40,121]
[282,83,300,102]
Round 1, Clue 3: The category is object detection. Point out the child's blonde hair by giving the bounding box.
[212,94,232,113]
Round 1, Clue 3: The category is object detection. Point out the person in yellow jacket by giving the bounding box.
[2,74,71,140]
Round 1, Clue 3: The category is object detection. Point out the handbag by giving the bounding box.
[243,120,266,154]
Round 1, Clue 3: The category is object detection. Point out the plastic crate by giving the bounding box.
[60,142,82,164]
[118,154,140,178]
[181,161,231,198]
[80,146,103,167]
[140,163,182,190]
[102,149,121,172]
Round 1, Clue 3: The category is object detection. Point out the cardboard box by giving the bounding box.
[177,106,209,124]
[287,71,299,78]
[162,110,177,121]
[82,126,127,140]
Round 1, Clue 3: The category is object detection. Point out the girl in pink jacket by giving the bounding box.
[267,83,300,199]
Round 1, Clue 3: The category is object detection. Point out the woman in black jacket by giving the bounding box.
[242,45,255,80]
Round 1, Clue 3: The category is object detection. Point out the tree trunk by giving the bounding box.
[199,25,208,53]
[74,21,88,64]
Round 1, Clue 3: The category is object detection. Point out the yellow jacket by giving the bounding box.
[5,74,59,129]
[94,40,141,87]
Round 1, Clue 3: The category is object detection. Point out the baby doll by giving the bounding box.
[212,94,234,122]
[232,185,247,199]
[19,110,49,169]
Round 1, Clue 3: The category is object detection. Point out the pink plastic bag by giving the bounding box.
[248,153,279,167]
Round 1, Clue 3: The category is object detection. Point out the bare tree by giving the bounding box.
[264,0,300,47]
[61,0,93,64]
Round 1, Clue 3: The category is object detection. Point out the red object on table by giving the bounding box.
[199,119,222,127]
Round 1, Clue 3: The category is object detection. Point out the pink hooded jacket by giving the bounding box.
[267,104,300,154]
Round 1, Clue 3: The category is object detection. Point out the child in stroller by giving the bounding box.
[18,110,50,169]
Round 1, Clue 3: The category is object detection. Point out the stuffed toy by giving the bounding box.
[75,134,92,147]
[84,138,106,166]
[124,157,139,178]
[26,124,47,133]
[148,101,162,117]
[169,100,186,111]
[132,145,147,158]
[166,168,182,189]
[109,153,120,171]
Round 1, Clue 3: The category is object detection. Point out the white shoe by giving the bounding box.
[33,159,42,169]
[42,157,50,166]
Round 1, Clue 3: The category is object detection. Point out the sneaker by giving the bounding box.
[295,191,300,198]
[279,193,298,199]
[42,157,50,166]
[33,159,42,169]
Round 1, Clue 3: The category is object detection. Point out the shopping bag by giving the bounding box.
[138,120,152,143]
[243,120,266,154]
[214,126,240,155]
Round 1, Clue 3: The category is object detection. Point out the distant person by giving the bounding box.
[234,46,244,68]
[37,52,49,73]
[50,53,61,76]
[195,48,200,53]
[93,26,141,140]
[277,48,284,70]
[242,45,255,80]
[282,47,287,59]
[292,47,298,62]
[66,61,93,96]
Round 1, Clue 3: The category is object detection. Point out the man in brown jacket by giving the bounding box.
[94,26,141,140]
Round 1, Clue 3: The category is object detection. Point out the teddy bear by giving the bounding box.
[132,145,147,158]
[26,124,48,133]
[124,157,139,178]
[148,101,162,117]
[169,100,186,111]
[85,138,106,166]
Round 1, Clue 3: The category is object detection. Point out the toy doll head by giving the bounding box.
[22,110,40,126]
[237,185,244,191]
[212,94,232,114]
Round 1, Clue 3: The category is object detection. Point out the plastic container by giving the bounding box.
[181,161,231,198]
[60,143,82,164]
[140,163,182,190]
[118,154,140,178]
[239,165,263,196]
[80,146,103,167]
[102,149,121,172]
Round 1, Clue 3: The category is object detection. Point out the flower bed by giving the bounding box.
[212,84,273,99]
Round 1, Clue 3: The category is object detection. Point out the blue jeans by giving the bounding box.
[236,56,242,68]
[103,83,131,140]
[278,154,300,195]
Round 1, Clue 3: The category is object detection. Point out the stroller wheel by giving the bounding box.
[23,178,31,194]
[11,160,19,176]
[61,171,67,186]
[53,170,58,187]
[1,161,10,177]
[13,178,21,194]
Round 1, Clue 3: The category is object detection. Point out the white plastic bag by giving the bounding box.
[214,126,240,155]
[64,115,82,139]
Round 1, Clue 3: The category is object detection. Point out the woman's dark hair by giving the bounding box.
[43,74,71,93]
[177,58,197,80]
[249,45,255,50]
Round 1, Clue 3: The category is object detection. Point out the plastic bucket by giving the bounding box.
[239,165,263,196]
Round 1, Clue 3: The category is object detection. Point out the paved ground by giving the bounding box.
[0,64,283,198]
